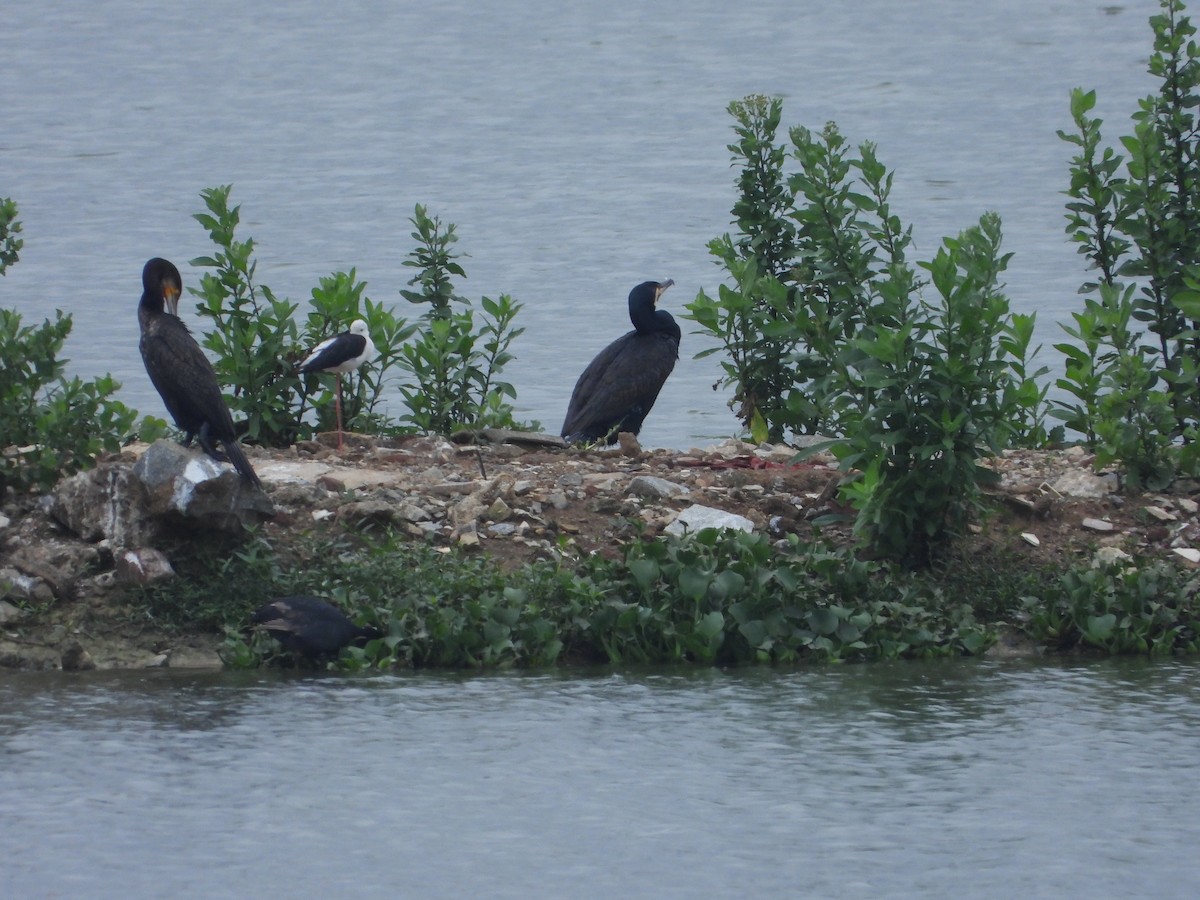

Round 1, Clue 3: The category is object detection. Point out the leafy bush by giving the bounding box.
[190,185,414,445]
[395,205,526,434]
[0,308,138,494]
[1058,0,1200,483]
[191,186,303,446]
[189,190,525,443]
[0,197,22,274]
[689,99,1038,564]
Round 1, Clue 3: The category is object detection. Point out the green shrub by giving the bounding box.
[0,306,138,494]
[1058,0,1200,481]
[190,185,414,444]
[0,197,22,274]
[689,99,1037,565]
[395,204,527,434]
[189,190,525,443]
[191,185,304,446]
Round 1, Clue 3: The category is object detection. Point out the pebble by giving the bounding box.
[1172,547,1200,567]
[1081,517,1116,532]
[628,475,691,500]
[1143,505,1177,522]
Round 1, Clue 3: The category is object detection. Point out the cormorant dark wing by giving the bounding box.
[249,596,379,658]
[561,330,678,443]
[139,315,237,442]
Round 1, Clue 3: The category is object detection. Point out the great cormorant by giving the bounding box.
[297,319,375,450]
[561,279,678,445]
[137,257,261,487]
[249,595,382,660]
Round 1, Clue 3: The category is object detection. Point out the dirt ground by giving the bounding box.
[2,433,1197,670]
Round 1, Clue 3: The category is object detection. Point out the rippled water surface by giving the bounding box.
[2,659,1198,897]
[1,0,1162,446]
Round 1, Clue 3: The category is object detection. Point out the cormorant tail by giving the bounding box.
[223,439,261,488]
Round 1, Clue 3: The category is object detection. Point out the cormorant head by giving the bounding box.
[628,279,674,308]
[143,257,183,317]
[628,279,675,333]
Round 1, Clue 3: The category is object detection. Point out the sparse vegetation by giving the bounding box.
[0,200,143,494]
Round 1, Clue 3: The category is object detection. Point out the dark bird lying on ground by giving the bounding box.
[561,279,679,445]
[137,257,261,487]
[297,319,376,451]
[249,595,383,660]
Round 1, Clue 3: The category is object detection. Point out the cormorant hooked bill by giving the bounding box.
[297,320,375,451]
[561,279,679,445]
[137,257,261,487]
[249,595,382,661]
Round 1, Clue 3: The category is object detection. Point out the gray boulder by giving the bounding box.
[132,440,275,533]
[51,440,274,545]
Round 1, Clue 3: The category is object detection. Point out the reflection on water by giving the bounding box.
[2,659,1198,897]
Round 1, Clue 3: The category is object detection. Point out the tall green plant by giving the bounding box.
[0,197,22,274]
[191,186,413,444]
[191,185,302,446]
[834,214,1017,565]
[689,97,800,441]
[395,205,526,434]
[300,270,415,434]
[1059,0,1200,479]
[690,99,1039,564]
[1,205,137,494]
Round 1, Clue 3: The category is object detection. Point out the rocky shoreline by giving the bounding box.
[3,431,1200,671]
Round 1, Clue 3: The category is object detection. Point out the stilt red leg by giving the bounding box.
[335,377,344,451]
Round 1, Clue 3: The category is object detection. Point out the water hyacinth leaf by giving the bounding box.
[807,607,842,635]
[695,610,725,641]
[1084,613,1117,643]
[628,558,660,591]
[713,569,746,600]
[738,619,769,648]
[679,566,711,602]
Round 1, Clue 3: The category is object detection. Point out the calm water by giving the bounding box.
[1,659,1198,897]
[1,0,1161,447]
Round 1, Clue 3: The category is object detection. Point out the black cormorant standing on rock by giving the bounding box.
[297,319,376,450]
[249,595,382,661]
[137,257,260,487]
[561,279,679,445]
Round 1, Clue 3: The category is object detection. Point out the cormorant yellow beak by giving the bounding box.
[163,281,181,317]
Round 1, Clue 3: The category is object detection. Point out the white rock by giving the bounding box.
[665,505,754,536]
[628,475,691,500]
[1092,546,1133,568]
[1020,532,1040,546]
[1143,505,1178,522]
[1081,517,1116,532]
[115,547,176,586]
[1175,498,1199,515]
[1172,547,1200,567]
[1052,469,1115,499]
